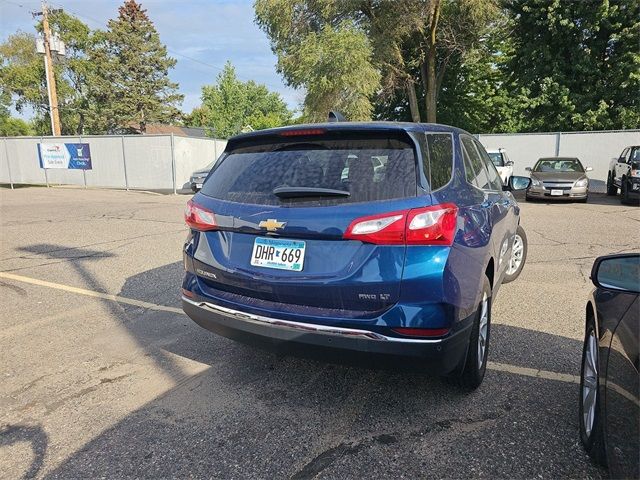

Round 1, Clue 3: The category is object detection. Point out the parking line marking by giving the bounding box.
[0,271,584,386]
[0,271,183,315]
[487,361,580,384]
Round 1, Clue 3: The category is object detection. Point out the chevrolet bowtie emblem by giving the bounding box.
[259,219,286,231]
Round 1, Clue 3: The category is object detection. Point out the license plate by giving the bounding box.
[196,184,203,189]
[250,237,305,271]
[550,189,563,196]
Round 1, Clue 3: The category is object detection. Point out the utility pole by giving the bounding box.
[35,2,62,136]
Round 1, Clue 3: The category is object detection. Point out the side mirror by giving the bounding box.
[591,254,640,293]
[506,161,514,166]
[585,166,593,172]
[525,167,532,171]
[505,175,531,191]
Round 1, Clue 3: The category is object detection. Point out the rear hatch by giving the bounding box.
[190,128,428,316]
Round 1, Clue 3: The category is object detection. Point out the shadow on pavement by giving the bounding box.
[0,424,48,479]
[15,245,190,385]
[31,260,604,479]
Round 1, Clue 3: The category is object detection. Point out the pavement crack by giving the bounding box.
[290,409,506,479]
[0,280,27,296]
[291,441,366,480]
[43,373,133,415]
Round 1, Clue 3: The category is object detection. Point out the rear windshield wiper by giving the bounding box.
[272,186,351,198]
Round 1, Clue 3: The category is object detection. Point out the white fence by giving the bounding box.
[0,134,227,193]
[478,129,640,192]
[2,129,639,193]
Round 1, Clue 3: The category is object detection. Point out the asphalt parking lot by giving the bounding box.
[1,187,638,479]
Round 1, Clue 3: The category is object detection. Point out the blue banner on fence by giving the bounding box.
[38,143,92,170]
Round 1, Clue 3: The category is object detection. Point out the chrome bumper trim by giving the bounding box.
[182,296,443,344]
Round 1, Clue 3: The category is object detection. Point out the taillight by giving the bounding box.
[406,203,458,245]
[344,211,406,244]
[184,199,217,231]
[343,203,458,246]
[391,327,450,337]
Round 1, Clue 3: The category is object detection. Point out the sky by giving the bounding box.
[0,0,303,119]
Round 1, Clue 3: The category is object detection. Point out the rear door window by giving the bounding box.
[201,135,418,206]
[461,136,490,190]
[474,140,504,190]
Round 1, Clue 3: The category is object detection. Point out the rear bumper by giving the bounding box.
[182,296,473,374]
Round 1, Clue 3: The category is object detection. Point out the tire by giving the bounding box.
[606,172,617,196]
[621,179,629,204]
[449,276,492,391]
[579,314,607,466]
[502,225,527,283]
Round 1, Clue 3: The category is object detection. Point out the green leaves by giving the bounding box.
[88,0,183,133]
[191,61,292,138]
[506,0,640,131]
[256,0,638,132]
[282,22,380,121]
[255,1,381,122]
[0,0,183,135]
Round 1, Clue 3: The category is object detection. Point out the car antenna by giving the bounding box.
[328,111,346,122]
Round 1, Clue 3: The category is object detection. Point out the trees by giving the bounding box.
[0,87,33,136]
[257,0,638,132]
[279,23,380,121]
[255,0,497,123]
[255,2,380,121]
[89,0,183,133]
[189,62,292,138]
[0,32,48,132]
[0,13,95,135]
[505,0,640,131]
[0,1,183,135]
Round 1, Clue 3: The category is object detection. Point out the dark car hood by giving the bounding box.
[531,171,586,182]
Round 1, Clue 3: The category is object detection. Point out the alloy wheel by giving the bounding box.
[506,234,524,275]
[581,330,598,438]
[477,293,489,368]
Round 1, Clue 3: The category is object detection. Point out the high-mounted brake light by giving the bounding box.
[184,199,217,231]
[343,203,458,246]
[279,128,326,137]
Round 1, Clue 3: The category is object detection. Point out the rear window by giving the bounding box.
[201,135,418,206]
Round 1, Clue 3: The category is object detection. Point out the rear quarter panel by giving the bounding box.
[428,136,498,322]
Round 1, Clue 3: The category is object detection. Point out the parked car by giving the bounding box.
[606,145,640,204]
[486,148,514,184]
[190,161,215,192]
[181,121,531,389]
[525,156,592,202]
[579,253,639,479]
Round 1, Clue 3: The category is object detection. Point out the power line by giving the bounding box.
[38,1,289,93]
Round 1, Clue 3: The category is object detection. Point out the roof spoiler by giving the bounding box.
[328,111,346,122]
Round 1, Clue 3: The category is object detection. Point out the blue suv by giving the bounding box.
[181,122,530,389]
